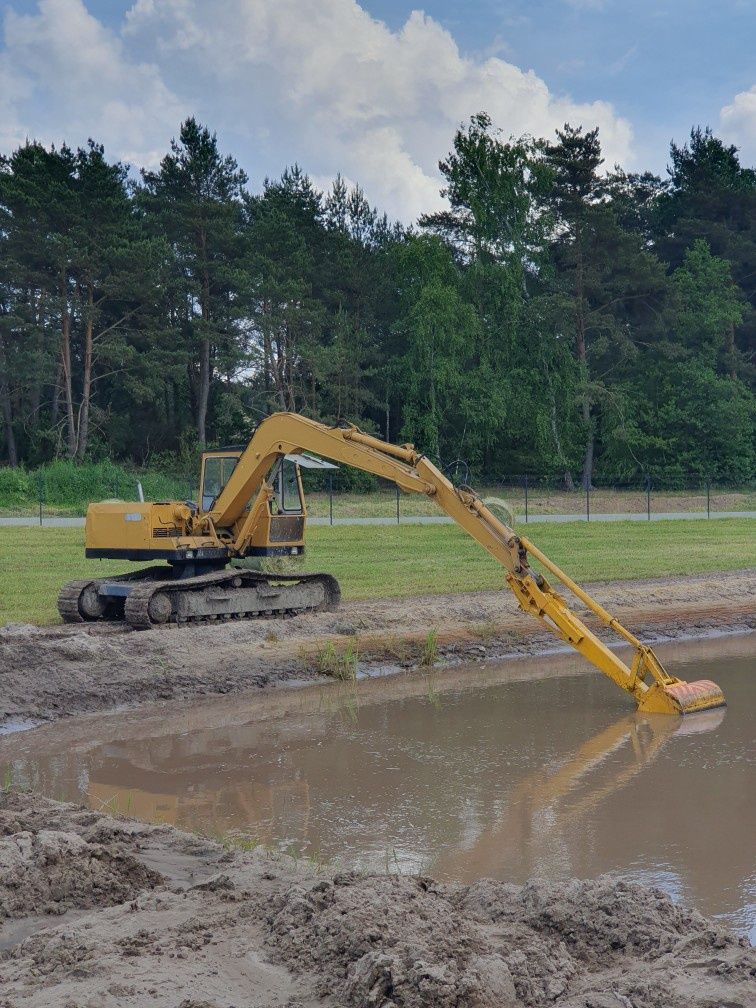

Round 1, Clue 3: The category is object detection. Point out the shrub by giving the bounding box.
[0,466,32,506]
[0,458,192,511]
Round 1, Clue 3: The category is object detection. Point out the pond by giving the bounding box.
[3,632,753,939]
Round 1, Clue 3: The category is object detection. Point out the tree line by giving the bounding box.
[1,115,754,487]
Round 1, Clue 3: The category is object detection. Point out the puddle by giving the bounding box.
[2,633,754,939]
[0,718,40,736]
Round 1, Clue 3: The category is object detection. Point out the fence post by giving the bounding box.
[396,485,400,524]
[586,482,590,522]
[645,474,651,520]
[328,474,333,526]
[523,474,528,524]
[706,477,710,519]
[38,475,43,526]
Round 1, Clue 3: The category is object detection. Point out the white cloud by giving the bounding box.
[720,85,756,164]
[0,0,186,166]
[1,0,634,220]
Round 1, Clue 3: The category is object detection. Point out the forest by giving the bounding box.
[0,115,754,489]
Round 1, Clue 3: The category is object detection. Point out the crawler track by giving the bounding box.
[57,579,102,624]
[59,566,341,629]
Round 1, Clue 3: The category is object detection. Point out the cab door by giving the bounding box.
[267,457,306,552]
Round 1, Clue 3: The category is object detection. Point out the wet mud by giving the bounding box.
[1,789,754,1008]
[3,634,753,941]
[1,569,754,727]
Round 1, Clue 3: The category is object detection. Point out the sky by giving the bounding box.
[1,0,754,221]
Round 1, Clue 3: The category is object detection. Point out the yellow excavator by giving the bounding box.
[59,412,725,716]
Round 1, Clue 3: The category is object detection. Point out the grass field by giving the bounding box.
[1,519,754,626]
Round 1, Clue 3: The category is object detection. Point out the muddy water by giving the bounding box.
[3,634,754,938]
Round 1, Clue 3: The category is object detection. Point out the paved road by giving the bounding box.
[1,516,88,527]
[2,510,753,528]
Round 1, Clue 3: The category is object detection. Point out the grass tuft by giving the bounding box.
[420,628,439,667]
[316,640,358,680]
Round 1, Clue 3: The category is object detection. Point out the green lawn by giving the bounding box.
[1,519,754,626]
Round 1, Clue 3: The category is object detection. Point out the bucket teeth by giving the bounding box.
[663,679,726,714]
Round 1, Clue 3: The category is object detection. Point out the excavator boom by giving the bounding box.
[65,411,724,717]
[211,413,724,717]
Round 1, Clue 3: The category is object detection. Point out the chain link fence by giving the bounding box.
[301,471,755,524]
[1,469,754,525]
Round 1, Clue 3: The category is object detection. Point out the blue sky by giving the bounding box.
[1,0,754,219]
[363,0,756,172]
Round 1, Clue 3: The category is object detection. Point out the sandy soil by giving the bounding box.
[1,570,754,728]
[0,789,753,1008]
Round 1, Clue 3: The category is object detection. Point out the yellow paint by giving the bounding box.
[83,412,726,715]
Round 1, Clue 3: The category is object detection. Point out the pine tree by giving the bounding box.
[243,166,326,413]
[140,118,248,445]
[0,142,79,460]
[656,127,756,381]
[544,124,668,487]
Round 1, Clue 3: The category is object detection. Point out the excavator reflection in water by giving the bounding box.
[76,707,724,879]
[433,707,726,884]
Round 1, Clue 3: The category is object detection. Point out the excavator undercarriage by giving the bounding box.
[58,567,340,628]
[59,412,725,716]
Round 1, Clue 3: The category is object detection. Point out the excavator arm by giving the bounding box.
[210,413,725,716]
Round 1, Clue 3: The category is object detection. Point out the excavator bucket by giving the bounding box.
[637,677,726,715]
[661,678,726,715]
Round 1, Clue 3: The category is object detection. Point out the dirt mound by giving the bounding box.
[261,870,755,1008]
[461,877,756,1004]
[0,793,163,920]
[263,871,517,1007]
[0,791,753,1008]
[1,790,105,837]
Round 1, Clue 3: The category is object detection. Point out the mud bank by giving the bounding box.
[0,790,753,1008]
[1,569,754,727]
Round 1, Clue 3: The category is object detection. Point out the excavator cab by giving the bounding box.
[197,448,337,560]
[200,450,241,512]
[199,449,305,516]
[199,447,306,557]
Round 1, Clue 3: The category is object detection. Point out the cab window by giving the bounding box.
[202,456,238,510]
[281,458,303,512]
[270,458,303,514]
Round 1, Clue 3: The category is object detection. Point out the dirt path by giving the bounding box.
[0,789,753,1008]
[1,569,754,727]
